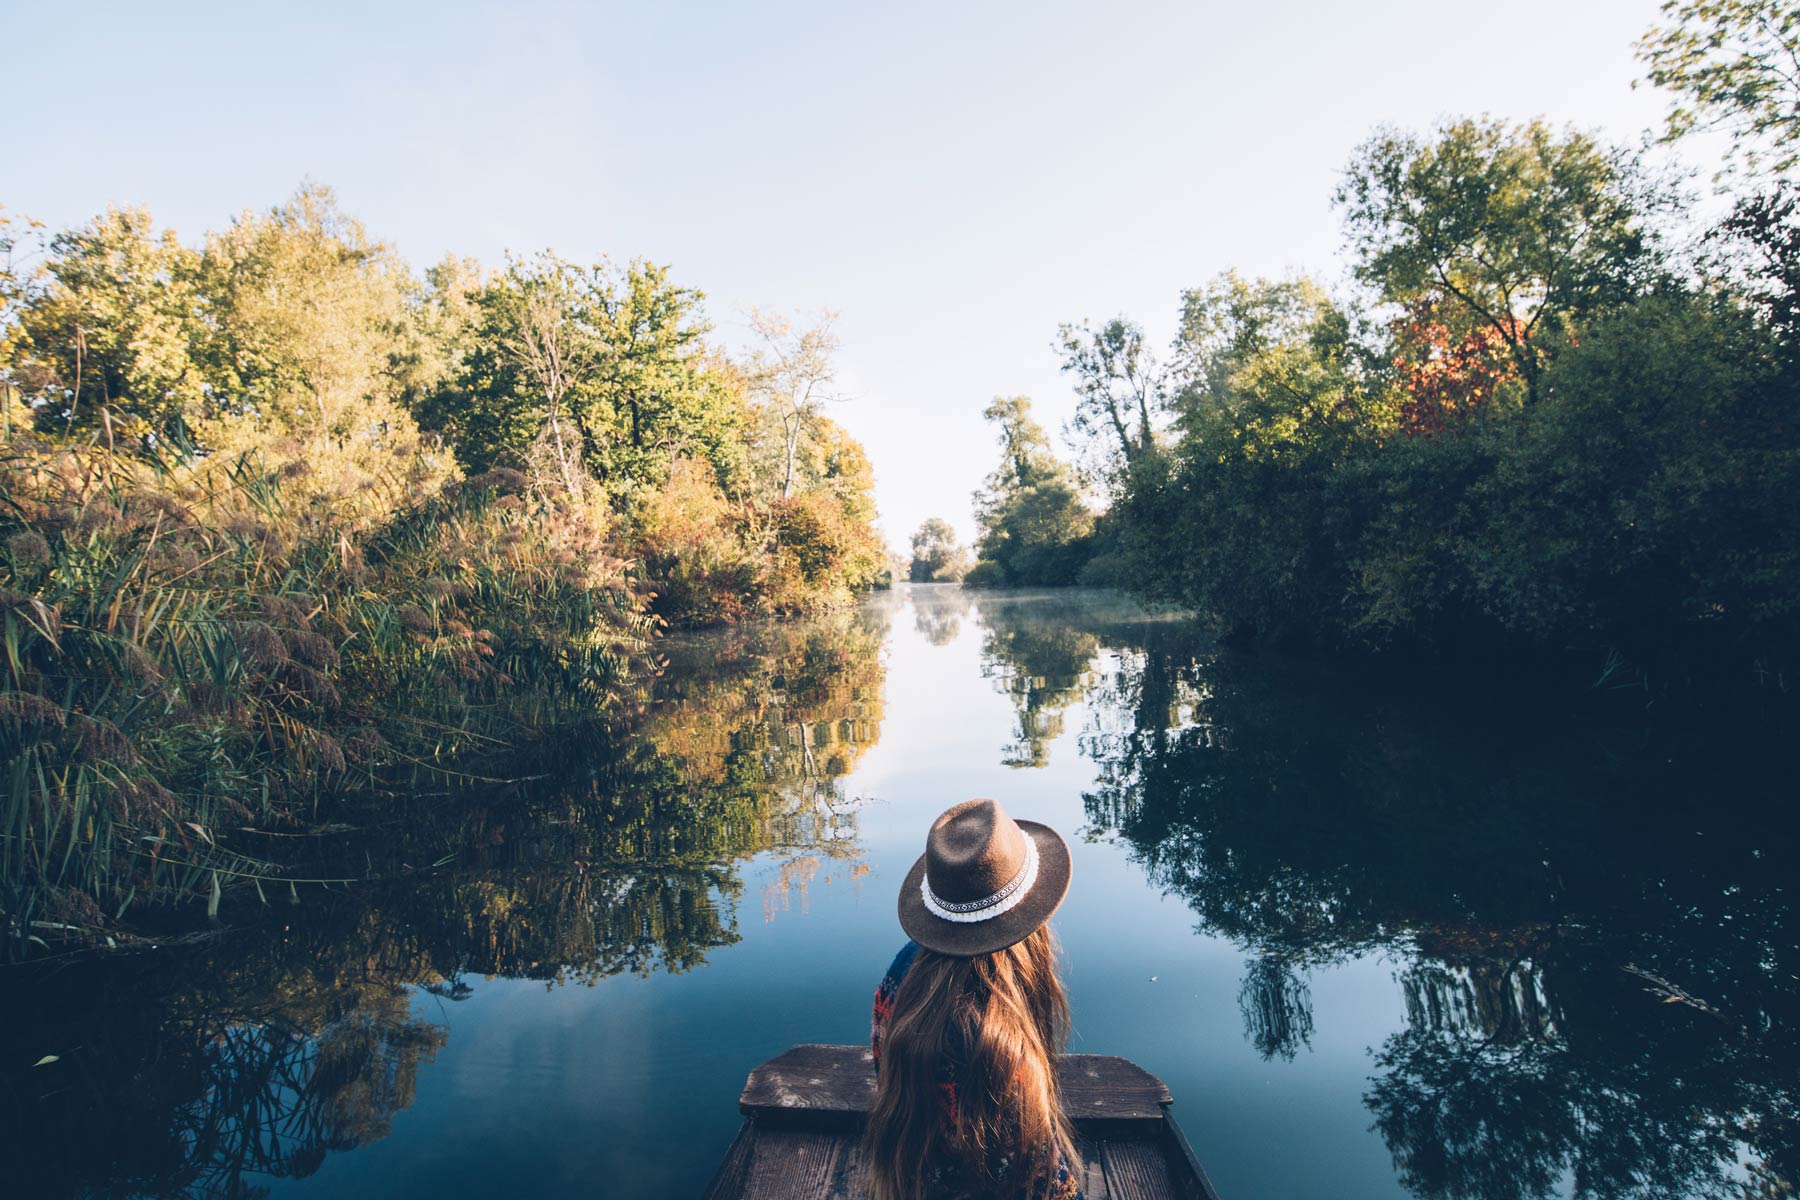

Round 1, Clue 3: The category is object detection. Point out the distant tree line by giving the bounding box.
[966,2,1800,691]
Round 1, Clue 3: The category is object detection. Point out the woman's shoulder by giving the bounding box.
[882,939,921,987]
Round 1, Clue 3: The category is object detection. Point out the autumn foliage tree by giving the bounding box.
[1388,298,1525,436]
[0,185,892,952]
[1338,118,1653,406]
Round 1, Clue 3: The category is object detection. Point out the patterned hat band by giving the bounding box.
[920,834,1040,924]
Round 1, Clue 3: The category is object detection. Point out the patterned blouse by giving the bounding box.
[871,941,1083,1200]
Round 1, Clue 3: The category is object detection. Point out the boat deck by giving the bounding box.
[704,1043,1221,1200]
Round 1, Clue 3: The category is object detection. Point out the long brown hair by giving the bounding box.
[864,926,1081,1200]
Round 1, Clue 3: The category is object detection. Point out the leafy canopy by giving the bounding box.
[1638,1,1800,177]
[971,397,1095,586]
[1337,118,1653,403]
[1056,317,1167,478]
[909,518,973,582]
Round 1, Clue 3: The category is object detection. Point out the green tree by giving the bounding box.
[1170,272,1351,416]
[908,518,973,582]
[390,253,483,426]
[581,259,719,492]
[1713,185,1800,353]
[1458,292,1800,647]
[417,253,730,500]
[192,184,452,515]
[1337,119,1653,405]
[409,256,547,477]
[1638,0,1800,177]
[1056,317,1166,478]
[1118,280,1392,639]
[744,308,842,502]
[971,397,1095,586]
[5,207,206,440]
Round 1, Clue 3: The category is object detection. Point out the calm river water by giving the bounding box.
[4,586,1796,1198]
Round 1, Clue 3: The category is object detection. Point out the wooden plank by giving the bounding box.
[1061,1053,1174,1123]
[702,1121,757,1200]
[743,1130,846,1200]
[1079,1140,1114,1200]
[739,1044,1171,1128]
[739,1044,876,1129]
[1102,1137,1180,1200]
[820,1142,863,1200]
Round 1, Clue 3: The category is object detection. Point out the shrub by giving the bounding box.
[1076,551,1128,588]
[962,560,1007,588]
[0,439,652,954]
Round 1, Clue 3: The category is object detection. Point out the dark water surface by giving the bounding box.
[4,587,1796,1199]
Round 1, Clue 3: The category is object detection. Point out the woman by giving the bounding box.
[865,798,1083,1200]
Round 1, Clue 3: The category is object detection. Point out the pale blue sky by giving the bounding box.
[7,0,1686,548]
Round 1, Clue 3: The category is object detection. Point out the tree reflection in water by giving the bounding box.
[0,604,889,1199]
[974,593,1102,768]
[978,594,1799,1200]
[2,966,445,1200]
[909,582,973,647]
[170,999,445,1199]
[1237,954,1315,1062]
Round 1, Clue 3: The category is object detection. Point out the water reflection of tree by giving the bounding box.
[1237,954,1314,1061]
[909,582,973,647]
[1,957,446,1200]
[173,997,445,1199]
[653,602,886,798]
[0,604,891,1198]
[1073,630,1799,1200]
[974,595,1104,767]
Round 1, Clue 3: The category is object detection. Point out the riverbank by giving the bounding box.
[0,443,655,956]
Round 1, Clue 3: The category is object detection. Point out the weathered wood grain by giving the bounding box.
[739,1043,1172,1128]
[702,1122,756,1200]
[1079,1143,1115,1200]
[738,1044,876,1129]
[1059,1053,1175,1124]
[819,1143,863,1200]
[743,1130,845,1200]
[1102,1137,1178,1200]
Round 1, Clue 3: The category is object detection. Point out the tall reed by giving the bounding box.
[0,436,652,955]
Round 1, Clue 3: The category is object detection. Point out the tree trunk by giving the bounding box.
[1109,400,1134,464]
[782,410,800,499]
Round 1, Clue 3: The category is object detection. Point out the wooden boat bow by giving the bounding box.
[706,1044,1221,1199]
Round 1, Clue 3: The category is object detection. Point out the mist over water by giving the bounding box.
[4,586,1794,1199]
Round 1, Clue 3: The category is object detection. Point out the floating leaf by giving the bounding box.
[33,1055,59,1067]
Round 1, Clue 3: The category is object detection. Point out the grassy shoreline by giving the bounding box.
[0,439,658,955]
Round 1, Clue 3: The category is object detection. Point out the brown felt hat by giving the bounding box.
[898,799,1072,957]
